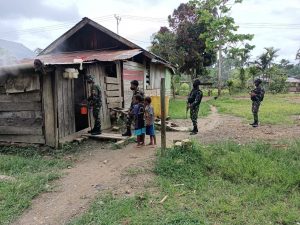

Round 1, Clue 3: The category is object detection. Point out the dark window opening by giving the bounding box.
[146,61,151,89]
[104,63,117,78]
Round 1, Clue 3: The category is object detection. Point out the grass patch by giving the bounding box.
[169,99,211,119]
[69,141,300,225]
[0,146,69,225]
[209,94,300,124]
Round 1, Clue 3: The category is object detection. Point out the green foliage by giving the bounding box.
[150,2,216,78]
[69,141,300,225]
[227,80,234,95]
[268,67,288,93]
[178,83,190,96]
[195,0,254,95]
[0,147,68,225]
[169,99,210,119]
[210,94,300,124]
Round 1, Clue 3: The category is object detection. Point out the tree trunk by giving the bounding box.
[218,46,223,96]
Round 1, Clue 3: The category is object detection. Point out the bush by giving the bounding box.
[179,83,190,96]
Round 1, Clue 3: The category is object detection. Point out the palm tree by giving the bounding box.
[255,47,279,84]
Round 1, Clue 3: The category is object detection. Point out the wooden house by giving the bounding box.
[0,17,174,147]
[286,77,300,92]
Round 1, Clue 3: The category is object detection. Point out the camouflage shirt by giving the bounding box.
[251,86,265,102]
[188,88,203,108]
[88,84,102,108]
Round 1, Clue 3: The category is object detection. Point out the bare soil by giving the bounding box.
[12,106,300,225]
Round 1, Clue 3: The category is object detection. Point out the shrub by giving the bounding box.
[179,83,190,96]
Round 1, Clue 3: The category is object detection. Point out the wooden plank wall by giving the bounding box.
[0,90,45,144]
[42,73,56,147]
[87,64,111,129]
[104,75,123,109]
[123,61,145,109]
[56,69,76,140]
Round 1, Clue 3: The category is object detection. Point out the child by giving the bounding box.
[144,96,156,146]
[132,94,145,147]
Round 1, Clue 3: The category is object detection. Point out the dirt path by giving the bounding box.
[172,105,300,144]
[12,106,300,225]
[12,141,158,225]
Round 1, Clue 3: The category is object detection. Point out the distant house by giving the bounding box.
[0,39,35,65]
[0,17,174,147]
[286,77,300,92]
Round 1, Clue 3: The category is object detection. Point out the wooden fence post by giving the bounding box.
[160,78,166,156]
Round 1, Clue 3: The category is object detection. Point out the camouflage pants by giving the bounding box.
[190,106,200,127]
[92,107,101,131]
[252,101,261,123]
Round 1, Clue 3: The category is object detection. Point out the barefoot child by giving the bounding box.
[144,96,156,146]
[132,94,145,147]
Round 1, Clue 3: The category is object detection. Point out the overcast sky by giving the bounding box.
[0,0,299,63]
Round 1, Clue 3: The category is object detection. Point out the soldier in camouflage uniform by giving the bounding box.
[122,80,144,136]
[250,78,265,128]
[86,75,102,135]
[187,79,203,135]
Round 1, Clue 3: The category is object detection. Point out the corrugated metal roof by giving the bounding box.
[37,49,142,65]
[0,49,142,70]
[287,77,300,83]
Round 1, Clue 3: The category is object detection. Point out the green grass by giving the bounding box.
[0,146,70,225]
[69,141,300,225]
[169,99,211,119]
[209,94,300,124]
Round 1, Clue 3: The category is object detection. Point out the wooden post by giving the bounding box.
[160,78,166,156]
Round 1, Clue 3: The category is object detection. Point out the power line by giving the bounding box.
[1,14,300,37]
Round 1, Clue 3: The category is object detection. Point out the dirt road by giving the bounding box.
[12,106,300,225]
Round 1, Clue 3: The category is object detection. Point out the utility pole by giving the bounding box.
[160,78,166,156]
[114,14,121,35]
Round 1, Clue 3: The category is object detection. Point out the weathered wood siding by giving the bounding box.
[0,76,44,144]
[55,69,76,140]
[123,61,145,109]
[144,64,171,97]
[87,63,112,129]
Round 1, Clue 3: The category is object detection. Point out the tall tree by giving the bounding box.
[195,0,254,96]
[228,43,255,89]
[255,47,279,83]
[150,3,216,79]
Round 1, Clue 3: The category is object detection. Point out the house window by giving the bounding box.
[146,61,151,89]
[105,63,117,78]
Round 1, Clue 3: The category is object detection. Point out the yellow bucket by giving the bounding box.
[151,96,170,117]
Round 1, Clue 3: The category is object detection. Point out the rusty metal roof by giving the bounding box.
[37,49,142,65]
[0,49,143,71]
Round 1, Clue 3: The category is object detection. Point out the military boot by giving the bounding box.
[88,128,95,134]
[190,126,198,135]
[122,128,132,137]
[91,127,102,135]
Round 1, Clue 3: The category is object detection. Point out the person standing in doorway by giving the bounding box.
[122,80,144,136]
[187,79,203,135]
[250,78,265,127]
[86,75,102,135]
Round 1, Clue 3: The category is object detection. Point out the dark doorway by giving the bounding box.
[74,73,89,131]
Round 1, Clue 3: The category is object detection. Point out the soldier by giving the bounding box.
[122,80,144,136]
[187,79,203,135]
[86,75,102,135]
[249,78,265,128]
